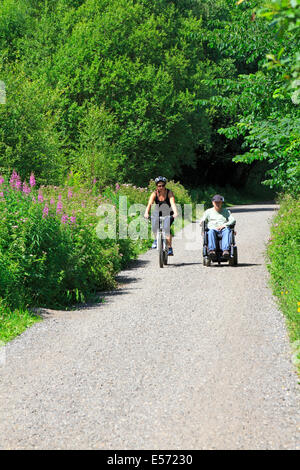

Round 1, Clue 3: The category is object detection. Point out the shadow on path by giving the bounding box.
[169,262,203,267]
[210,263,262,268]
[230,207,278,214]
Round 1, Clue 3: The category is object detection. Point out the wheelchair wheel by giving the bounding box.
[203,256,211,267]
[233,246,238,265]
[229,247,238,266]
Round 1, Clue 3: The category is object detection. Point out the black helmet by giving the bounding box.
[155,176,167,184]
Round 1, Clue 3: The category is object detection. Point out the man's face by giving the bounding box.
[213,200,223,211]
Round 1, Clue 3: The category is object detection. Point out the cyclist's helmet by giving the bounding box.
[155,176,167,185]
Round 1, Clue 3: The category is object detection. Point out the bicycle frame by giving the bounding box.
[150,216,169,267]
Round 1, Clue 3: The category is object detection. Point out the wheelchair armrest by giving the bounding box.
[201,221,209,235]
[228,222,236,229]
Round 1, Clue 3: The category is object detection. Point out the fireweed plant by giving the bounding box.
[0,171,157,310]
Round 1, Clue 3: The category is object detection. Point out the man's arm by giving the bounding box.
[224,210,235,227]
[200,209,208,223]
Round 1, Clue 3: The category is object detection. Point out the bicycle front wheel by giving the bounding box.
[157,232,164,268]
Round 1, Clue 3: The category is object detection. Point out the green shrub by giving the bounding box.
[267,194,300,343]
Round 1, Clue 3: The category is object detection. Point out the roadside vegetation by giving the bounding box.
[267,194,300,351]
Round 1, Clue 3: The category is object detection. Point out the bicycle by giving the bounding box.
[148,216,169,268]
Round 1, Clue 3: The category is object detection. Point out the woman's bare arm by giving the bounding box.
[144,192,156,218]
[169,191,178,218]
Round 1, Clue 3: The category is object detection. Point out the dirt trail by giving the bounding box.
[0,204,299,449]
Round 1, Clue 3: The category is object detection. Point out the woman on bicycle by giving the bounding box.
[144,176,178,256]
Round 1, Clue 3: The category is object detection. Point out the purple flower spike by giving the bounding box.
[29,172,36,187]
[61,214,68,224]
[43,205,49,218]
[50,198,55,205]
[22,181,31,194]
[56,201,63,214]
[38,192,44,202]
[68,189,73,199]
[70,216,76,224]
[10,170,21,190]
[115,183,120,191]
[0,175,4,185]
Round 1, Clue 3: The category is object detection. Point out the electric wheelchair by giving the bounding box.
[202,221,238,267]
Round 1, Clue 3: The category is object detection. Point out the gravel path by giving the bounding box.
[0,204,299,450]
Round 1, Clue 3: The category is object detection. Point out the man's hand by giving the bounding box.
[217,225,225,231]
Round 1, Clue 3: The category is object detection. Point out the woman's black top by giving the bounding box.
[154,188,174,216]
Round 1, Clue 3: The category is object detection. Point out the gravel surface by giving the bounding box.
[0,204,299,450]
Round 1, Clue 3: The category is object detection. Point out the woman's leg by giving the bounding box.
[151,214,159,239]
[164,216,174,247]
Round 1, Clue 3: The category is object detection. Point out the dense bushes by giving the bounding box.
[0,171,135,308]
[267,194,300,343]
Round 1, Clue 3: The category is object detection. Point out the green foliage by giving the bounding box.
[0,173,125,308]
[0,63,64,184]
[267,194,300,343]
[205,0,300,194]
[0,0,274,188]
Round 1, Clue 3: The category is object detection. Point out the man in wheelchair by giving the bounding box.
[201,194,237,265]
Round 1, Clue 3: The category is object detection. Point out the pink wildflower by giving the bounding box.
[68,189,73,199]
[43,205,49,218]
[50,198,55,205]
[115,183,120,191]
[61,214,68,224]
[29,172,36,187]
[0,175,4,185]
[70,216,76,224]
[10,170,21,189]
[22,181,31,194]
[38,192,44,202]
[56,201,63,214]
[0,191,3,197]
